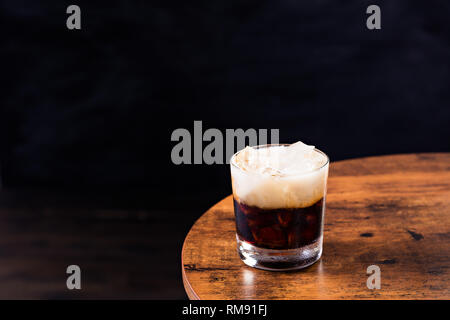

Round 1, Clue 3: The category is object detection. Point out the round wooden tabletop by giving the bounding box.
[182,153,450,300]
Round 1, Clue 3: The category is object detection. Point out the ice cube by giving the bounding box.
[280,141,316,174]
[287,141,315,154]
[234,141,324,176]
[254,226,286,249]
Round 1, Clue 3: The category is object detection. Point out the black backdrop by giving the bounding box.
[1,0,449,297]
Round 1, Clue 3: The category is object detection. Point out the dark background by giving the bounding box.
[0,0,449,298]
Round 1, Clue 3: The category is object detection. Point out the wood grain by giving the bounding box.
[182,153,450,300]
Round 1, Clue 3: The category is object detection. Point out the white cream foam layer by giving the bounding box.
[230,143,329,209]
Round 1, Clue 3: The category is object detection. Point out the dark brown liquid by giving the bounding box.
[234,198,324,249]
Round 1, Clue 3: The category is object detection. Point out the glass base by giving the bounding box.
[236,235,323,271]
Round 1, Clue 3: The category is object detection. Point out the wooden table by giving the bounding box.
[182,153,450,299]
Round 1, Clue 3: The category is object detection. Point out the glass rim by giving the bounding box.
[230,143,330,176]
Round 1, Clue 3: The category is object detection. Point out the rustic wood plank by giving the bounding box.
[182,153,450,300]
